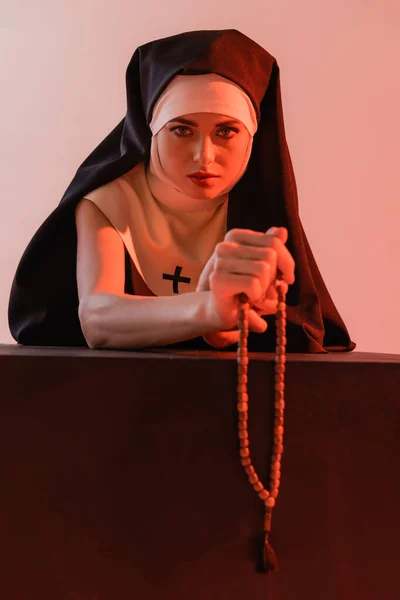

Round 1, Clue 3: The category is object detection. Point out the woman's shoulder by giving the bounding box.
[83,162,145,204]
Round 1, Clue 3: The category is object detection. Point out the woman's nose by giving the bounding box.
[193,136,215,166]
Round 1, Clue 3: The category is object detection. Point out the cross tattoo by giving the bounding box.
[162,265,191,294]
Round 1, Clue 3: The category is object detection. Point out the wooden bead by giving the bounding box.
[277,302,286,311]
[237,356,249,366]
[238,411,248,420]
[275,355,287,364]
[248,473,259,484]
[275,364,286,374]
[270,489,279,499]
[238,420,247,430]
[275,382,285,391]
[238,430,248,439]
[240,447,250,457]
[241,457,251,466]
[258,489,270,501]
[273,434,283,444]
[238,392,249,403]
[273,443,284,453]
[237,384,247,394]
[275,425,284,435]
[245,465,255,476]
[253,481,264,492]
[266,497,276,508]
[237,402,248,412]
[238,373,248,384]
[275,400,285,410]
[240,438,249,447]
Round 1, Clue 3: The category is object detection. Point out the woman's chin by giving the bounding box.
[182,178,225,199]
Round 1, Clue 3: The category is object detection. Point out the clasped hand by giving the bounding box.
[196,227,296,345]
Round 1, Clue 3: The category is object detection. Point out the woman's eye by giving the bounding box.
[171,126,191,136]
[218,127,239,138]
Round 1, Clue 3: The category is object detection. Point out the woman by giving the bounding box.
[8,29,355,353]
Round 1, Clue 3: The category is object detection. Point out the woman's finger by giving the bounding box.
[210,271,264,304]
[216,240,277,263]
[247,309,268,333]
[214,254,276,299]
[266,226,288,245]
[196,252,216,291]
[224,229,295,285]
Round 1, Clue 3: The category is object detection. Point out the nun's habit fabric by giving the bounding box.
[8,29,356,353]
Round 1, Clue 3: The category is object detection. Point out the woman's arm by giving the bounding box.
[75,199,222,349]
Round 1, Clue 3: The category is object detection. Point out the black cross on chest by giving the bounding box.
[162,266,191,294]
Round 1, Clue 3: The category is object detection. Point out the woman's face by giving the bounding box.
[156,112,251,199]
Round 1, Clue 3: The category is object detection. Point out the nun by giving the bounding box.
[8,29,355,353]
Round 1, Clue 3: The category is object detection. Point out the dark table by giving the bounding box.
[0,345,399,599]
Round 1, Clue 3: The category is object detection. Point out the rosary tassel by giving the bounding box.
[263,508,279,573]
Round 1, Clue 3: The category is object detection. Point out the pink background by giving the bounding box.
[1,0,399,352]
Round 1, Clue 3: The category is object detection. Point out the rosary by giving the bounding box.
[237,270,286,574]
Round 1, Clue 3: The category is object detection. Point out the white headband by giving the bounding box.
[149,73,258,136]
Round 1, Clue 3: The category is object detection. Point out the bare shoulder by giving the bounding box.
[75,198,125,301]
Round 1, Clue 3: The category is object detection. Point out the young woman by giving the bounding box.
[8,29,355,353]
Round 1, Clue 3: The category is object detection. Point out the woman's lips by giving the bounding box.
[188,174,220,187]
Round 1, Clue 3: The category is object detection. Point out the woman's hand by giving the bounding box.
[197,227,295,346]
